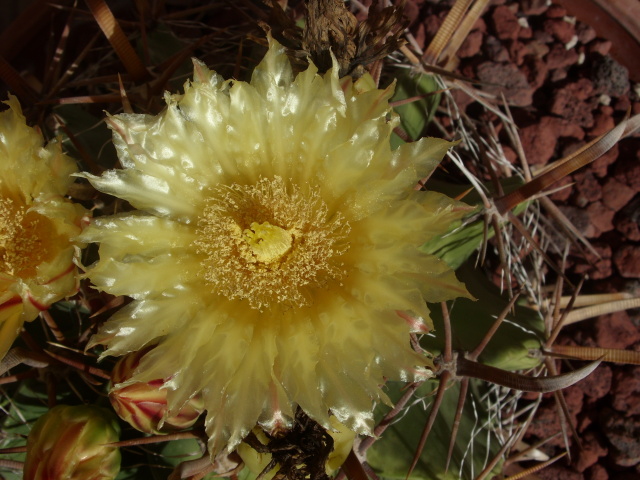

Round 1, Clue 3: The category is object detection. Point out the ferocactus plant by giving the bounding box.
[80,36,471,456]
[0,95,88,360]
[24,404,121,480]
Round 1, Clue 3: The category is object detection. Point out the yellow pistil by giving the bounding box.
[243,221,293,264]
[195,176,350,310]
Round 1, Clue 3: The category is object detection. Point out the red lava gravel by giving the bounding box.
[406,1,639,478]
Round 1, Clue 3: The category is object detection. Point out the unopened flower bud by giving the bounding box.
[109,348,204,435]
[24,404,121,480]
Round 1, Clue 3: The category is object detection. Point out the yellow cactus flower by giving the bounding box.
[0,96,87,360]
[82,38,470,456]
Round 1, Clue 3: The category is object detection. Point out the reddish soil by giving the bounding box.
[408,0,639,478]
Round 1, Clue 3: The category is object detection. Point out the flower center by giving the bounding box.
[0,195,57,279]
[195,177,350,310]
[243,221,293,264]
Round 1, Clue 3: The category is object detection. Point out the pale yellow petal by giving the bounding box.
[0,297,24,360]
[82,169,198,221]
[81,214,198,259]
[86,253,201,300]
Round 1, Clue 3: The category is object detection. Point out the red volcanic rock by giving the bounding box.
[614,148,640,190]
[612,367,640,416]
[527,385,584,448]
[536,464,584,480]
[546,42,579,70]
[403,0,420,25]
[588,40,612,56]
[509,40,529,66]
[491,5,520,40]
[616,217,640,242]
[576,24,597,45]
[476,61,533,106]
[613,245,640,278]
[521,56,549,89]
[575,171,602,205]
[585,202,615,237]
[458,29,483,58]
[591,143,619,178]
[573,243,612,280]
[544,18,576,44]
[586,463,608,480]
[450,88,475,113]
[590,55,630,97]
[593,311,640,350]
[519,116,583,165]
[589,106,615,137]
[483,35,510,62]
[521,0,548,16]
[600,408,640,468]
[546,4,567,18]
[575,431,609,472]
[577,364,612,401]
[519,119,558,165]
[617,219,640,241]
[550,79,595,127]
[602,178,635,211]
[549,175,573,202]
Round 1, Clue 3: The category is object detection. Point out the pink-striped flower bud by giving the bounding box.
[109,348,204,435]
[24,404,121,480]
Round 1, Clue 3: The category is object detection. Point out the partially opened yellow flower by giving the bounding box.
[82,38,470,456]
[0,96,87,360]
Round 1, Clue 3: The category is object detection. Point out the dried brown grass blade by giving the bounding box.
[84,0,149,82]
[503,452,567,480]
[495,113,640,214]
[564,297,640,325]
[423,0,474,64]
[548,345,640,365]
[442,0,491,68]
[558,292,634,308]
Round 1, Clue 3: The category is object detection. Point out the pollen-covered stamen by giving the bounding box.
[0,196,59,279]
[195,176,350,310]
